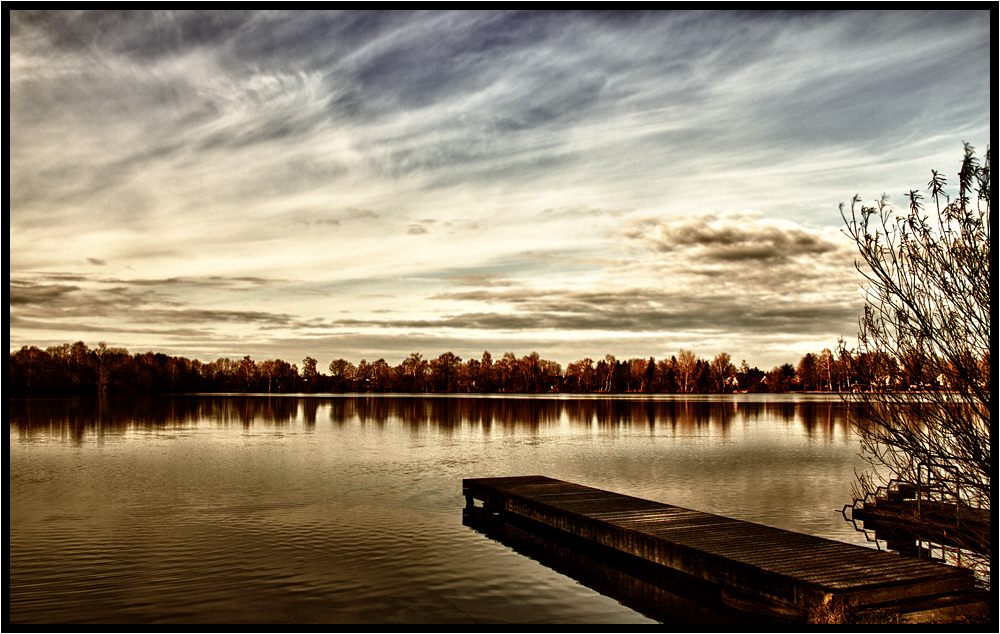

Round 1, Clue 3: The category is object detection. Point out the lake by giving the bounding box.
[8,393,872,624]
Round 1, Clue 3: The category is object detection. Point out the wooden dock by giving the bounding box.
[463,476,990,623]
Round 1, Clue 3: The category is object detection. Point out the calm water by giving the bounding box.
[9,394,871,624]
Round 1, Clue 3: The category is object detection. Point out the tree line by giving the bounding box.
[8,340,975,396]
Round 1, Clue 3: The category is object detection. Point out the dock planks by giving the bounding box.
[463,475,986,622]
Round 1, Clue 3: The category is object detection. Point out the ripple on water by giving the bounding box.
[10,395,864,624]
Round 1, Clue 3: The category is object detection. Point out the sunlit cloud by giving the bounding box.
[9,10,990,369]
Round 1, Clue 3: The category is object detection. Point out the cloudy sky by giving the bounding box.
[9,10,991,370]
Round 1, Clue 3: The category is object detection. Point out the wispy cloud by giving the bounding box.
[9,10,989,367]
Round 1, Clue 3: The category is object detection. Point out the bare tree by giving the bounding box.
[710,352,735,393]
[237,355,258,392]
[676,350,698,393]
[841,144,990,569]
[818,348,835,392]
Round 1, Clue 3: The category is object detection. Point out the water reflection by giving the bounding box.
[10,395,302,443]
[9,393,864,624]
[9,394,852,441]
[463,505,783,624]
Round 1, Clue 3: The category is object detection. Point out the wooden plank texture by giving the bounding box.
[463,475,980,621]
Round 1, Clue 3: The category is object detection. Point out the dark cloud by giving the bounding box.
[623,213,843,262]
[8,314,220,340]
[10,276,303,330]
[87,258,107,266]
[407,225,429,235]
[10,279,149,319]
[142,307,297,327]
[9,281,80,306]
[333,284,859,338]
[13,293,301,331]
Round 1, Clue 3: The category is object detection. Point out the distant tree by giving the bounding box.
[218,357,242,391]
[676,350,698,393]
[399,352,428,392]
[841,144,990,570]
[260,359,298,393]
[94,342,130,392]
[45,343,76,390]
[564,357,596,392]
[461,357,481,392]
[643,357,656,393]
[765,363,796,393]
[9,346,47,392]
[836,341,855,392]
[818,348,835,392]
[237,355,258,392]
[539,358,562,393]
[430,352,462,392]
[796,353,818,392]
[497,352,518,392]
[355,359,371,391]
[478,351,495,392]
[595,355,613,393]
[594,354,628,393]
[660,356,679,393]
[739,360,767,393]
[710,352,735,393]
[520,352,543,392]
[15,341,915,397]
[370,358,393,392]
[301,357,318,379]
[691,359,712,393]
[329,358,349,377]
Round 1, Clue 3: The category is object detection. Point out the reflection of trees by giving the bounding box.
[797,401,848,439]
[200,396,298,427]
[320,397,850,434]
[352,396,393,426]
[559,399,721,430]
[468,399,561,431]
[11,395,853,442]
[334,397,565,431]
[9,395,305,441]
[327,398,351,427]
[301,398,319,428]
